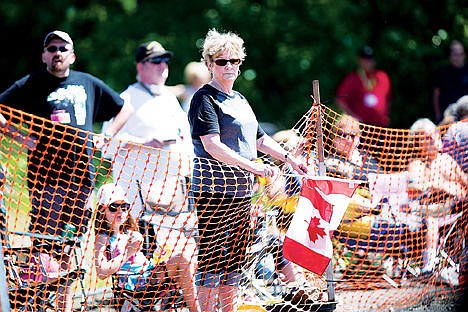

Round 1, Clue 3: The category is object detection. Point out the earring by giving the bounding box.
[237,69,241,76]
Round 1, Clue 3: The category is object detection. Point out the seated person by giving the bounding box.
[325,115,380,182]
[409,118,467,208]
[408,118,467,273]
[441,95,468,174]
[93,183,200,312]
[323,116,416,277]
[325,115,380,235]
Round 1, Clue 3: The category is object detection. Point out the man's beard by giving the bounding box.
[50,57,66,73]
[50,62,65,73]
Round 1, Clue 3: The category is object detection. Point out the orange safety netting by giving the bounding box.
[0,101,466,312]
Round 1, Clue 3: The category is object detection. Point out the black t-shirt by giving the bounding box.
[0,69,124,189]
[433,64,468,118]
[188,84,265,197]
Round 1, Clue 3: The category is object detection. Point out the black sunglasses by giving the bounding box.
[45,45,70,53]
[108,202,130,213]
[213,59,241,66]
[336,129,358,139]
[144,56,171,64]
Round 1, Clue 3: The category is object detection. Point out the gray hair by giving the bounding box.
[201,28,246,64]
[409,118,442,150]
[455,95,468,120]
[410,118,436,133]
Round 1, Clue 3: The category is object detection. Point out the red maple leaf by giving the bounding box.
[306,216,326,242]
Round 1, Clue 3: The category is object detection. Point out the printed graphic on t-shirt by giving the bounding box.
[47,85,88,125]
[50,109,71,124]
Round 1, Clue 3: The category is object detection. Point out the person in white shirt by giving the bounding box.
[104,40,193,217]
[168,61,211,113]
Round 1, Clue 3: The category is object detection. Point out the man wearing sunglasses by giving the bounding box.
[0,30,130,312]
[103,40,193,218]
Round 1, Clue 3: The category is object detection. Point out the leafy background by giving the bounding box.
[0,0,466,130]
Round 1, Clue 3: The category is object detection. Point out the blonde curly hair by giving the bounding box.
[201,28,246,64]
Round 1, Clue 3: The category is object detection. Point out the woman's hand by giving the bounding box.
[285,154,308,176]
[251,162,279,178]
[290,161,308,176]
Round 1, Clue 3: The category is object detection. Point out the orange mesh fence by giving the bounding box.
[0,102,466,311]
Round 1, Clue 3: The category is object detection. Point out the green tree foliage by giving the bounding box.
[0,0,466,129]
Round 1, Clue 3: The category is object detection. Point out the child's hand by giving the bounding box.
[127,231,143,255]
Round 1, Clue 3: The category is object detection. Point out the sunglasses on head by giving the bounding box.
[213,59,241,66]
[144,56,171,64]
[45,45,70,53]
[107,202,130,213]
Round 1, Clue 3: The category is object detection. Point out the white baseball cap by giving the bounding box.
[97,183,130,207]
[43,30,74,47]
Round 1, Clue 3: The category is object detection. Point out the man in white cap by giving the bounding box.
[104,40,193,217]
[0,30,131,312]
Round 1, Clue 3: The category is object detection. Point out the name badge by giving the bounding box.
[363,93,378,108]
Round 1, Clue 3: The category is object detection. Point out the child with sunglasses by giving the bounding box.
[93,183,200,312]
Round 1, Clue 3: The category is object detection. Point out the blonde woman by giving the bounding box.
[188,29,307,311]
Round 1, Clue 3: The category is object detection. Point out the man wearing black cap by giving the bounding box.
[336,46,392,127]
[0,30,130,311]
[103,40,193,218]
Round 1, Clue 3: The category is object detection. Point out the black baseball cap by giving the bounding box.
[135,41,173,63]
[358,46,374,59]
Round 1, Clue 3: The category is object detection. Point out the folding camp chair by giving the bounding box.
[3,231,87,311]
[366,172,463,284]
[111,269,185,312]
[335,172,420,284]
[136,178,197,258]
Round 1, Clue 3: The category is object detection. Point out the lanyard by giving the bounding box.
[357,68,376,91]
[139,82,157,96]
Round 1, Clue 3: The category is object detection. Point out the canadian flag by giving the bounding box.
[283,176,360,275]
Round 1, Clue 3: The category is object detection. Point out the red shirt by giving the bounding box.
[336,69,391,127]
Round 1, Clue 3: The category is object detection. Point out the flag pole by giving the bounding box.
[312,79,336,302]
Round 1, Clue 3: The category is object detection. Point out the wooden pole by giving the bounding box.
[312,80,326,175]
[312,79,335,302]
